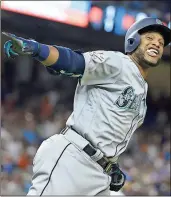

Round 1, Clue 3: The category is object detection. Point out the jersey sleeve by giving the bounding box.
[80,50,122,86]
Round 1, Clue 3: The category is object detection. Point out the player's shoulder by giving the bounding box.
[83,50,126,63]
[85,50,125,56]
[108,50,128,59]
[106,51,132,66]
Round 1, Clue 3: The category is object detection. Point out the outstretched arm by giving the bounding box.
[3,32,85,77]
[36,45,59,66]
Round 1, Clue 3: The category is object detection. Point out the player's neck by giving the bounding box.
[128,55,149,80]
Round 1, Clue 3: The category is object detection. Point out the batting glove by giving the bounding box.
[109,163,126,192]
[3,32,40,58]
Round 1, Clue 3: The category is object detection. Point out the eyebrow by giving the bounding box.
[145,33,164,41]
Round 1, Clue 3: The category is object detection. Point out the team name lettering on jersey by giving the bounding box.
[115,86,143,112]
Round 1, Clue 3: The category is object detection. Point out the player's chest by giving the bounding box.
[114,86,146,113]
[101,81,147,117]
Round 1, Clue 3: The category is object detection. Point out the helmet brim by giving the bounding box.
[138,24,171,46]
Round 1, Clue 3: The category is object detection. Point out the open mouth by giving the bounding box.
[146,48,159,57]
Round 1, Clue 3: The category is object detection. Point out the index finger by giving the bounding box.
[2,32,23,47]
[2,32,16,40]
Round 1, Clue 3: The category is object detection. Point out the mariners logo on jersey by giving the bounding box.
[115,86,143,112]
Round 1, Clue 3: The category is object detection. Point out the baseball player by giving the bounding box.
[3,17,171,195]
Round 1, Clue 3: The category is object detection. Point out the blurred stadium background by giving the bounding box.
[1,1,170,195]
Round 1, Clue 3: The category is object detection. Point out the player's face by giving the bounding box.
[134,31,164,68]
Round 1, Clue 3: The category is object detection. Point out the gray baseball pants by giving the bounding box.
[27,128,111,195]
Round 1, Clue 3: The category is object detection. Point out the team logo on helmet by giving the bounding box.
[156,19,163,25]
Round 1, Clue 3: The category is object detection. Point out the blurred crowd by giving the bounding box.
[1,57,170,195]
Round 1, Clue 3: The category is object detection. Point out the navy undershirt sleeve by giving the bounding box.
[46,46,85,77]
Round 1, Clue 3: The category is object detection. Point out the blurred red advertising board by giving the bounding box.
[1,1,89,28]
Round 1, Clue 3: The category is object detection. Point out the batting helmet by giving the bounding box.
[125,17,171,54]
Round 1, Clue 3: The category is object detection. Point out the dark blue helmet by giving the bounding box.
[125,17,171,54]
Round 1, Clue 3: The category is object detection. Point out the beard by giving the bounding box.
[133,47,161,68]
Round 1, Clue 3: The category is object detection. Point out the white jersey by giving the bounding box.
[66,51,148,158]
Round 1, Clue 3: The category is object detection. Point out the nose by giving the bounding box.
[152,40,160,48]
